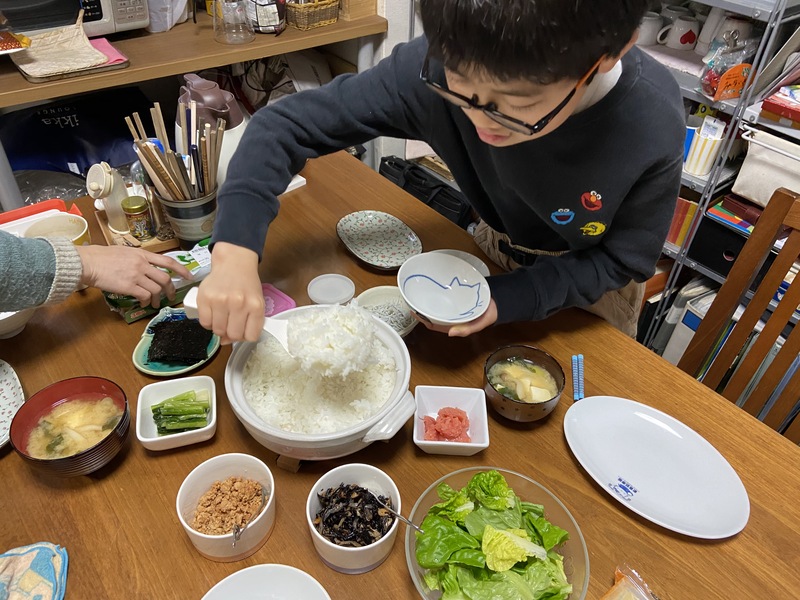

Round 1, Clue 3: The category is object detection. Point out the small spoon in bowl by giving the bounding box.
[232,484,268,548]
[365,489,424,534]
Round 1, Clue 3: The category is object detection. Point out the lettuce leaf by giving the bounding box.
[465,502,523,539]
[465,470,515,511]
[482,525,547,572]
[429,483,475,526]
[416,514,481,569]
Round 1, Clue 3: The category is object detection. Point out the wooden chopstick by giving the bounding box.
[132,112,148,141]
[134,145,174,201]
[152,102,171,153]
[177,102,188,155]
[137,141,182,201]
[166,151,192,200]
[124,116,140,142]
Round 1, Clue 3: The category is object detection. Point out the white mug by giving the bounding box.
[658,15,701,50]
[695,7,727,55]
[713,15,753,45]
[660,4,692,25]
[637,11,663,46]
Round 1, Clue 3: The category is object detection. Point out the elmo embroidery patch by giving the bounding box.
[581,190,603,211]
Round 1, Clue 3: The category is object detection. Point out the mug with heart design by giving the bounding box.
[658,15,701,50]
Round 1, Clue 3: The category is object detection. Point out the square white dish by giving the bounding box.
[413,385,489,456]
[136,375,216,451]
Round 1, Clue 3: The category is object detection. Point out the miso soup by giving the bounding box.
[488,357,558,404]
[27,396,123,459]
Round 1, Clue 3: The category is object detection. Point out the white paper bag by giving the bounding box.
[732,129,800,207]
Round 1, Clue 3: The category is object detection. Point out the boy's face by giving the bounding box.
[443,66,592,147]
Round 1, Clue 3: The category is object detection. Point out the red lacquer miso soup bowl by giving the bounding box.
[10,376,130,477]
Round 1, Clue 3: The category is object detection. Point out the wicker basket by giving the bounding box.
[286,0,340,30]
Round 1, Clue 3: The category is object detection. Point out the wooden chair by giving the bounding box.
[678,187,800,443]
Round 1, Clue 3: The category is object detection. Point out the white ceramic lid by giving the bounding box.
[307,274,355,305]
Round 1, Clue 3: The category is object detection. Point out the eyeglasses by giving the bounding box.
[420,55,605,135]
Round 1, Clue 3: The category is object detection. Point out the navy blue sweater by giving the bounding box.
[213,37,685,324]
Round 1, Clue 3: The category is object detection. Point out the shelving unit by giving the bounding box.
[642,0,800,348]
[0,12,388,110]
[0,11,388,210]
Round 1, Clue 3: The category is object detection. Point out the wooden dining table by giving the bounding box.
[1,151,798,599]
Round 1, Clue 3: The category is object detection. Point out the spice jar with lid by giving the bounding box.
[122,195,155,241]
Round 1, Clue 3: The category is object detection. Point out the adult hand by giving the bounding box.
[415,298,499,337]
[197,242,264,344]
[77,245,192,308]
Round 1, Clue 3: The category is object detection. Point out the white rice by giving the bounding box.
[287,304,377,377]
[243,307,397,434]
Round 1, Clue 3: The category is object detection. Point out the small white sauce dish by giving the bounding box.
[136,375,217,451]
[306,463,401,574]
[355,285,418,337]
[413,385,490,456]
[397,252,491,326]
[176,453,276,562]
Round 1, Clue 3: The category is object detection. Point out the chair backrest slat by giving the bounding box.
[677,187,800,441]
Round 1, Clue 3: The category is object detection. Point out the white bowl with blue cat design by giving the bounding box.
[397,252,491,326]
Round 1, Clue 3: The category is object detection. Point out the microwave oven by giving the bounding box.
[0,0,149,37]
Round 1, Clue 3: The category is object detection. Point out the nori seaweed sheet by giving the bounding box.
[147,319,213,365]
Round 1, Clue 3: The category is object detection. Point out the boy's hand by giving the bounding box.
[77,245,192,308]
[198,242,265,344]
[414,299,498,337]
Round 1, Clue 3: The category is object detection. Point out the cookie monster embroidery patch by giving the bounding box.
[581,190,603,211]
[550,208,575,225]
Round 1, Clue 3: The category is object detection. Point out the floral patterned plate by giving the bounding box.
[336,210,422,270]
[0,359,25,448]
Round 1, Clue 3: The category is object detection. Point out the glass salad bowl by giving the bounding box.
[404,467,589,599]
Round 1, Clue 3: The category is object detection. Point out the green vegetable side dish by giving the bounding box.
[415,470,572,599]
[150,390,210,435]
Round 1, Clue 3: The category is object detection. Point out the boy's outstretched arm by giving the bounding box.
[197,242,265,344]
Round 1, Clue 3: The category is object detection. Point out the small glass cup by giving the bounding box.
[212,0,255,45]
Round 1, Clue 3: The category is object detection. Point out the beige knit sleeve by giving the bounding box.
[44,237,83,305]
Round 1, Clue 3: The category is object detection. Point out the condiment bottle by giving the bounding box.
[121,195,155,241]
[86,162,130,234]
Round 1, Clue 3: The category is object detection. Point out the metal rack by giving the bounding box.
[642,0,798,348]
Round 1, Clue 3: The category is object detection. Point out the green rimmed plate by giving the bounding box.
[132,307,220,377]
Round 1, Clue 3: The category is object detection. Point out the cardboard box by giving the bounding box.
[340,0,375,20]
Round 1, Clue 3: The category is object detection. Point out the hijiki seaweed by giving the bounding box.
[313,483,395,547]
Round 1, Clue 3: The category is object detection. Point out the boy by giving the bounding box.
[197,0,685,343]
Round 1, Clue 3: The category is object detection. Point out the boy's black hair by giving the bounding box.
[419,0,650,84]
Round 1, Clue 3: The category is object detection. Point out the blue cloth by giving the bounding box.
[0,543,68,600]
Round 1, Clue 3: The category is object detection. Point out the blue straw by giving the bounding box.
[572,355,579,401]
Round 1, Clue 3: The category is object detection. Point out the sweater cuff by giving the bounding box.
[44,237,83,305]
